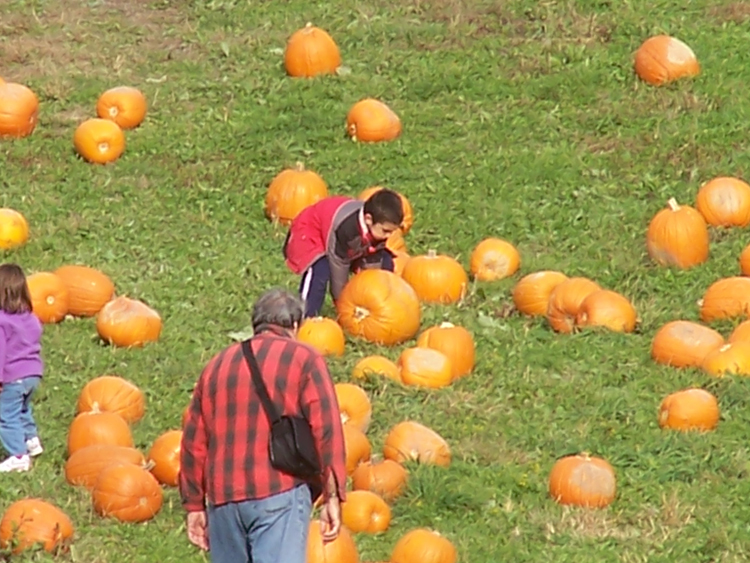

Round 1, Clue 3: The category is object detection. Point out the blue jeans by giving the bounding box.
[0,376,41,456]
[207,484,312,563]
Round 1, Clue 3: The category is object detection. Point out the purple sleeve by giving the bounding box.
[0,327,7,384]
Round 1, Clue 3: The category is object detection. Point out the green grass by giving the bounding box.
[2,0,750,560]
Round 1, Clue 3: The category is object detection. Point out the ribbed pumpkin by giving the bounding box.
[346,98,401,143]
[297,316,346,357]
[0,82,39,138]
[351,459,409,501]
[96,86,147,129]
[575,289,637,333]
[92,463,164,523]
[699,277,750,322]
[702,342,750,377]
[264,162,328,225]
[96,296,162,347]
[337,269,421,345]
[383,421,450,467]
[469,238,520,281]
[729,320,750,344]
[634,35,700,86]
[546,277,601,333]
[416,322,475,378]
[306,520,359,563]
[284,23,341,78]
[76,375,145,423]
[351,355,401,382]
[695,177,750,227]
[341,490,391,534]
[651,320,725,368]
[73,118,125,164]
[391,528,457,563]
[512,270,568,316]
[659,388,719,432]
[398,347,454,389]
[147,430,182,487]
[741,244,750,276]
[402,250,468,304]
[344,424,372,475]
[53,265,115,317]
[27,272,70,324]
[0,208,29,249]
[64,444,146,489]
[0,499,74,555]
[646,198,709,268]
[358,186,413,234]
[67,411,134,455]
[548,453,616,508]
[335,383,372,433]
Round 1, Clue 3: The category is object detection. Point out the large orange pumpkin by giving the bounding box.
[548,453,616,508]
[729,320,750,344]
[73,118,126,164]
[341,490,391,534]
[92,463,164,522]
[469,238,520,281]
[265,162,328,225]
[695,177,750,228]
[351,355,401,382]
[344,424,372,475]
[284,23,341,78]
[416,322,475,378]
[741,244,750,276]
[147,430,183,487]
[0,82,39,138]
[306,520,359,563]
[575,289,637,333]
[96,86,147,129]
[383,421,450,467]
[26,272,70,324]
[398,347,454,389]
[658,388,719,432]
[297,316,346,357]
[701,342,750,377]
[634,35,700,86]
[512,270,568,316]
[76,375,145,423]
[337,269,421,345]
[335,383,372,433]
[0,208,29,249]
[651,320,725,368]
[0,499,74,555]
[346,98,401,143]
[699,277,750,322]
[64,444,146,489]
[96,296,162,347]
[53,264,115,317]
[67,411,134,455]
[386,229,407,254]
[391,528,457,563]
[546,277,601,333]
[646,198,709,268]
[358,186,414,234]
[401,250,468,304]
[351,459,408,501]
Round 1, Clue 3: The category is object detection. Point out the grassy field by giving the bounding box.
[2,0,750,561]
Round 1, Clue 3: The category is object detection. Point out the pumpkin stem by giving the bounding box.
[439,322,455,328]
[143,459,157,471]
[719,343,732,352]
[353,306,369,320]
[427,249,437,258]
[667,197,680,211]
[294,161,306,172]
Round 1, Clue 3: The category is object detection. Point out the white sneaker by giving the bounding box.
[25,437,43,457]
[0,455,30,472]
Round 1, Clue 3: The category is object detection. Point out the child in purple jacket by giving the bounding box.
[0,263,44,472]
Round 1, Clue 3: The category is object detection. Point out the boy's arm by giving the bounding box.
[328,249,351,302]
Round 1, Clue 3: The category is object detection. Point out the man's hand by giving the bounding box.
[186,511,209,551]
[319,495,341,543]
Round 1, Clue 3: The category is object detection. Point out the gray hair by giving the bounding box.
[252,288,304,331]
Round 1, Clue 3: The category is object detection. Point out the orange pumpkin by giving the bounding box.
[393,251,410,277]
[351,459,408,501]
[575,289,637,333]
[306,520,359,563]
[658,388,719,432]
[0,82,39,138]
[386,229,407,253]
[26,272,69,324]
[96,86,147,129]
[699,277,750,322]
[264,162,328,225]
[351,355,401,382]
[646,198,709,268]
[182,404,190,427]
[634,35,700,86]
[695,177,750,227]
[469,238,520,281]
[297,316,346,357]
[548,453,616,508]
[96,296,162,347]
[741,243,750,276]
[546,277,601,333]
[64,444,146,489]
[0,76,4,85]
[284,23,341,78]
[512,270,568,316]
[0,208,29,249]
[651,320,725,368]
[67,411,134,455]
[344,424,372,475]
[346,98,401,143]
[53,264,115,317]
[402,250,468,304]
[335,383,372,433]
[92,463,164,522]
[147,430,182,487]
[358,186,414,234]
[416,322,475,378]
[398,347,453,388]
[341,490,391,534]
[73,118,126,164]
[383,421,450,467]
[391,528,457,563]
[76,375,145,423]
[0,499,74,555]
[337,269,421,345]
[729,320,750,344]
[702,342,750,377]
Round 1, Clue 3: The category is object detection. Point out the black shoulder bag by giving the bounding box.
[241,339,321,480]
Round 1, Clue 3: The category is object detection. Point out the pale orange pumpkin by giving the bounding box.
[264,162,328,225]
[358,186,414,234]
[337,269,421,345]
[96,86,147,129]
[0,208,29,249]
[341,490,391,534]
[416,322,475,378]
[469,238,520,281]
[646,198,709,268]
[548,453,616,508]
[696,177,750,227]
[351,355,401,382]
[546,277,601,333]
[729,320,750,344]
[351,459,408,501]
[297,316,346,357]
[699,277,750,322]
[575,289,637,333]
[634,35,700,86]
[402,250,468,304]
[26,272,70,324]
[702,342,750,377]
[73,118,126,164]
[92,463,164,522]
[306,520,359,563]
[651,320,725,368]
[284,23,341,78]
[0,499,74,555]
[346,98,401,143]
[0,82,39,138]
[335,383,372,433]
[64,444,146,489]
[658,388,719,432]
[344,424,372,475]
[398,347,453,389]
[53,264,115,317]
[391,528,457,563]
[147,430,182,487]
[96,296,162,347]
[383,421,450,467]
[76,375,145,423]
[67,411,134,455]
[512,270,568,316]
[741,244,750,276]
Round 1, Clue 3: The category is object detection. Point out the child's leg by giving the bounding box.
[19,377,41,442]
[0,381,28,456]
[379,250,395,272]
[299,257,331,318]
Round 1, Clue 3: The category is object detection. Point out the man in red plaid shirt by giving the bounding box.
[179,288,347,563]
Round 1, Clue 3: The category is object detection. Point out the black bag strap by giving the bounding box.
[241,338,281,425]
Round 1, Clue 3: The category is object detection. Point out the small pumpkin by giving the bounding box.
[92,463,164,522]
[634,35,700,86]
[284,23,341,78]
[575,289,637,333]
[351,459,408,501]
[147,430,182,487]
[96,296,162,347]
[0,82,39,138]
[53,264,115,317]
[391,528,457,563]
[358,186,414,234]
[297,316,346,357]
[512,270,568,316]
[96,86,147,129]
[696,177,750,228]
[398,347,454,389]
[351,355,401,382]
[699,277,750,322]
[659,388,719,432]
[264,162,328,225]
[651,320,725,368]
[0,499,74,555]
[346,98,401,143]
[546,277,601,333]
[0,208,29,249]
[469,238,520,281]
[548,453,616,508]
[344,424,372,475]
[306,520,359,563]
[646,198,709,268]
[383,421,450,467]
[729,320,750,344]
[26,272,70,324]
[416,322,475,378]
[701,342,750,377]
[341,490,391,534]
[73,118,126,164]
[64,444,146,489]
[67,411,134,455]
[402,250,468,304]
[335,383,372,433]
[741,243,750,276]
[76,375,145,423]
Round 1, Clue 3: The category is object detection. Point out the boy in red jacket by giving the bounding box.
[283,189,404,318]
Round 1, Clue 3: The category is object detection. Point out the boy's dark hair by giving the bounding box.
[0,263,32,314]
[363,188,404,226]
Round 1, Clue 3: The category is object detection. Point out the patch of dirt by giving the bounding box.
[708,2,750,23]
